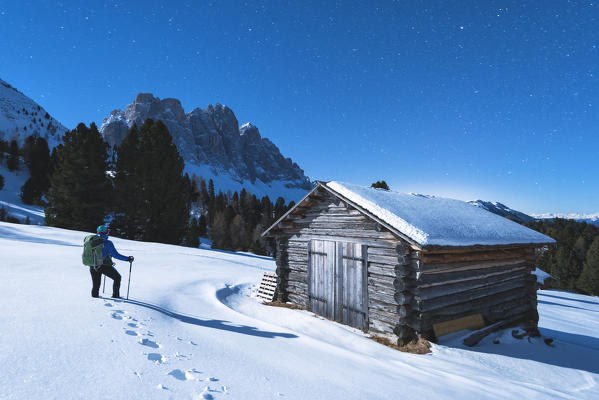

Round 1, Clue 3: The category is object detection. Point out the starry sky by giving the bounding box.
[1,0,598,214]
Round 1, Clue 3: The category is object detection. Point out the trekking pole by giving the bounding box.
[126,260,133,300]
[102,275,106,294]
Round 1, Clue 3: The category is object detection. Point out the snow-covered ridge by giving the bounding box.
[0,77,68,149]
[326,181,555,247]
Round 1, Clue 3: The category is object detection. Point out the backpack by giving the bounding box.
[82,235,105,267]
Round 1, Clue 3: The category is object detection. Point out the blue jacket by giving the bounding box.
[98,233,129,262]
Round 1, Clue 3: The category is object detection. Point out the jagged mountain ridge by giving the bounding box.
[0,78,68,148]
[100,93,312,198]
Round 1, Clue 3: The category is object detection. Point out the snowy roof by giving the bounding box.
[324,181,555,248]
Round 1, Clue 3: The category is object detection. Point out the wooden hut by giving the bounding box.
[262,181,555,345]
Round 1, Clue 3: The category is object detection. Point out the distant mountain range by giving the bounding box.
[0,78,67,148]
[469,200,599,227]
[100,93,312,200]
[531,212,599,227]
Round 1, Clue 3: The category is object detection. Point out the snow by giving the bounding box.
[1,222,598,399]
[326,181,555,247]
[185,162,310,202]
[533,268,552,285]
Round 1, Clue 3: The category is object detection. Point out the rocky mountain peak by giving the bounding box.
[100,93,312,198]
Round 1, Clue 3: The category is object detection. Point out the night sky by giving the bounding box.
[1,1,597,214]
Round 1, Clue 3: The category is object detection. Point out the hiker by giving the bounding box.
[88,225,134,299]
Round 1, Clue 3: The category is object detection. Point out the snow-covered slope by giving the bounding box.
[0,161,45,224]
[0,78,68,148]
[1,222,597,399]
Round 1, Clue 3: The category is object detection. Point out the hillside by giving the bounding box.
[0,222,597,399]
[0,78,67,148]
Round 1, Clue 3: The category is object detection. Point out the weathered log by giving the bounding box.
[288,293,309,307]
[398,305,412,319]
[417,270,529,301]
[288,234,399,248]
[394,292,413,305]
[368,263,396,278]
[422,244,535,255]
[368,246,406,257]
[422,247,530,264]
[368,253,406,266]
[425,287,527,319]
[368,293,398,312]
[418,264,529,285]
[393,277,416,292]
[367,274,394,287]
[287,271,308,284]
[420,259,530,275]
[415,279,527,312]
[368,308,400,325]
[288,228,398,241]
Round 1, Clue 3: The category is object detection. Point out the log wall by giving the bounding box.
[412,246,539,339]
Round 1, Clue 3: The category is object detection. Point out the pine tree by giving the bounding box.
[7,139,19,171]
[371,180,390,190]
[199,177,209,208]
[198,214,207,236]
[211,211,228,249]
[20,136,51,205]
[230,214,247,250]
[208,179,215,203]
[182,218,201,247]
[135,119,189,244]
[45,123,111,231]
[111,125,143,239]
[0,174,4,191]
[274,197,286,220]
[577,237,599,295]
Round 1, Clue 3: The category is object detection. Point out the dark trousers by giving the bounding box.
[90,264,121,297]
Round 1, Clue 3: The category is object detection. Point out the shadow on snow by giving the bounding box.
[0,224,78,247]
[118,297,298,340]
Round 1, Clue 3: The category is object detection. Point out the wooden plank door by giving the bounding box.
[308,239,336,319]
[337,242,368,330]
[309,240,368,330]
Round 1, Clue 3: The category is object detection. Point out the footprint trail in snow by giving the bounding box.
[105,301,229,397]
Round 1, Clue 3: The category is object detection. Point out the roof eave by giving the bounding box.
[261,183,322,238]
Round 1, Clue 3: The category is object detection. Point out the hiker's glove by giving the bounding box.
[127,256,134,262]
